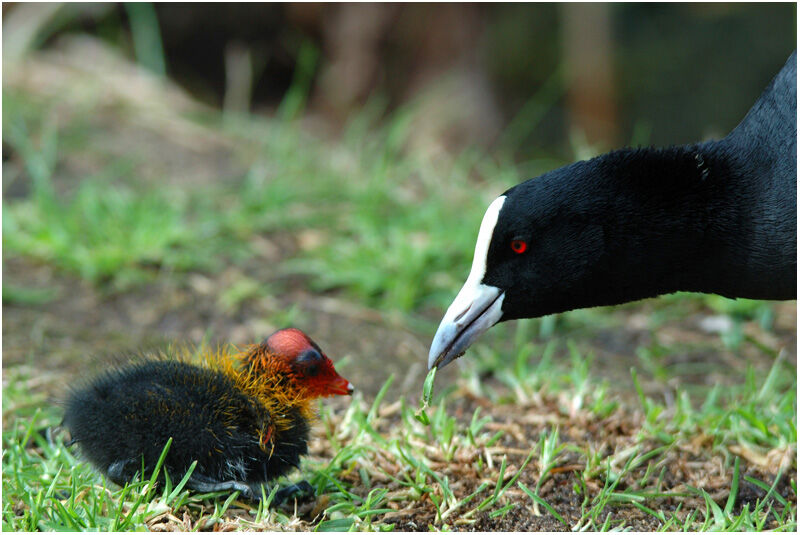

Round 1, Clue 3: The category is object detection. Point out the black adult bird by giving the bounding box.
[429,52,797,370]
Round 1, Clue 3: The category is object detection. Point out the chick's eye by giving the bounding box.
[295,349,323,377]
[510,239,527,254]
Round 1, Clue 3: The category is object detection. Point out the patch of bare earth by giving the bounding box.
[134,390,795,531]
[315,393,794,531]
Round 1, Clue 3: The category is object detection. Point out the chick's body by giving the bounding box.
[62,329,352,500]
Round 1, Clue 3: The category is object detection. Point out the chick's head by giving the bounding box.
[247,328,354,399]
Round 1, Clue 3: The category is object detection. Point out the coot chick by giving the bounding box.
[62,328,353,502]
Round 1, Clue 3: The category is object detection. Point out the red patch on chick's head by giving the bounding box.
[264,328,354,398]
[265,328,315,357]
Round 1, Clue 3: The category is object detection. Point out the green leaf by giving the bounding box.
[316,518,356,531]
[414,367,437,425]
[518,482,567,526]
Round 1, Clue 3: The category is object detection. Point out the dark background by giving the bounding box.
[16,2,797,160]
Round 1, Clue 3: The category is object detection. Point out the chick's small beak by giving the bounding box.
[327,374,354,396]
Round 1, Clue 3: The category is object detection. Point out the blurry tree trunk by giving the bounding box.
[223,42,253,114]
[313,3,397,121]
[311,3,501,155]
[396,3,502,157]
[560,3,618,148]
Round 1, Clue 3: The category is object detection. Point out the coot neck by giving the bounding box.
[589,142,749,301]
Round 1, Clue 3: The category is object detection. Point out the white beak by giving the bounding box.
[428,282,504,369]
[428,195,507,369]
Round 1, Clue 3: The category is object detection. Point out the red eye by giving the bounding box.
[510,239,527,254]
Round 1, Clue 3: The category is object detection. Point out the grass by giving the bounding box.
[4,350,796,531]
[3,83,511,311]
[2,394,253,531]
[2,62,783,321]
[3,35,796,531]
[2,108,226,291]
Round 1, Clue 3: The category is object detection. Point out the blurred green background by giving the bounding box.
[2,2,796,395]
[5,3,796,155]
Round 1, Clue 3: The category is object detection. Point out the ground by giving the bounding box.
[2,36,797,531]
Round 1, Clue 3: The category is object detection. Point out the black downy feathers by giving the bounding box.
[62,329,353,502]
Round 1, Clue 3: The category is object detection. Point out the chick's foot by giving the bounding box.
[275,480,315,504]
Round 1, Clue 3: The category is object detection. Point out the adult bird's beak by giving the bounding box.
[428,281,504,369]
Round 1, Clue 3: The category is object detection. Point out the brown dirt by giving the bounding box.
[4,253,796,404]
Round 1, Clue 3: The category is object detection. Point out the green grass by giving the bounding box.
[6,80,776,321]
[3,85,514,311]
[4,348,795,531]
[2,397,254,531]
[4,331,795,530]
[219,102,524,314]
[2,109,229,291]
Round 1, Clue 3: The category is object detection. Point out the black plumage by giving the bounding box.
[429,51,796,369]
[62,329,353,501]
[63,360,305,496]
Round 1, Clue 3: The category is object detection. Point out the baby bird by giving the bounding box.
[61,328,353,502]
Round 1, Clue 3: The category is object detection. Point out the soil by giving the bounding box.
[4,253,796,404]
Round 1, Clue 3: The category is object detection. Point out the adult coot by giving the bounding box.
[430,52,797,369]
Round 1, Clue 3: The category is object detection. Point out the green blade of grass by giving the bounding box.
[724,456,740,515]
[518,482,567,526]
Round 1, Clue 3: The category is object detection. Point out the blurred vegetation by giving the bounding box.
[5,4,795,158]
[3,78,482,307]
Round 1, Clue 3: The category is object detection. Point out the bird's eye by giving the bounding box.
[297,349,322,363]
[296,350,323,377]
[510,239,527,254]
